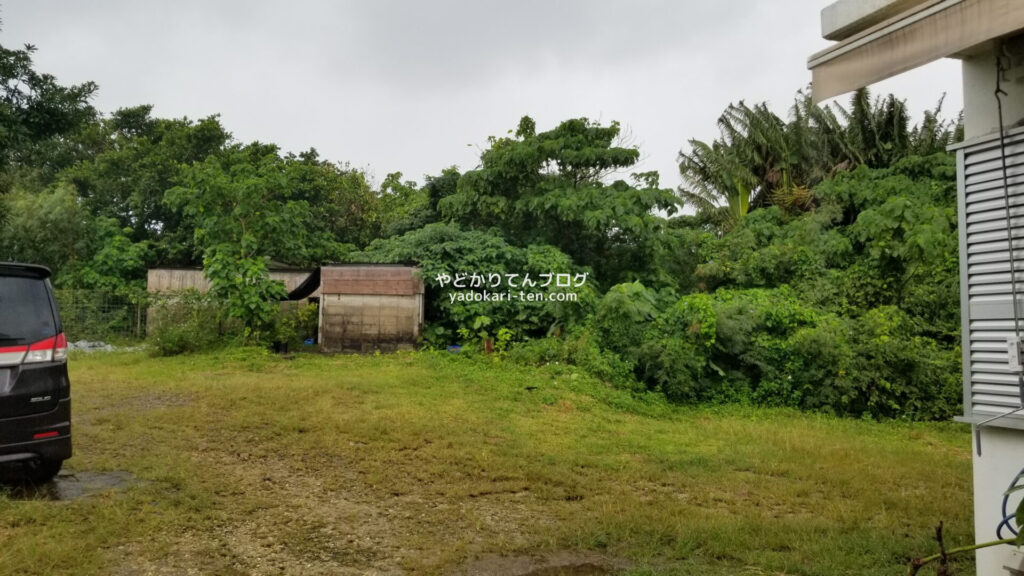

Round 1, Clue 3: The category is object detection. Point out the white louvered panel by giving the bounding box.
[960,128,1024,423]
[965,185,1024,205]
[967,232,1024,252]
[965,202,1024,223]
[964,177,1024,198]
[972,340,1009,352]
[974,362,1017,373]
[974,395,1021,409]
[964,164,1024,184]
[969,319,1024,331]
[966,208,1024,226]
[972,351,1009,362]
[963,160,1024,188]
[969,285,1014,296]
[969,271,1024,285]
[966,218,1024,235]
[962,140,1024,166]
[974,383,1018,395]
[969,261,1022,274]
[968,250,1024,266]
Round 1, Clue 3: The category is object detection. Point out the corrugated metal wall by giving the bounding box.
[957,126,1024,423]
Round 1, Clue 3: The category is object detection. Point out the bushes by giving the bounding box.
[528,282,961,421]
[354,222,597,347]
[147,290,239,356]
[591,281,661,360]
[137,154,962,422]
[637,293,718,403]
[508,329,636,389]
[148,291,320,356]
[840,306,961,419]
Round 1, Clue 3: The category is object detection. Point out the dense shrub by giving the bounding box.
[0,45,964,421]
[591,282,662,362]
[508,328,637,389]
[545,278,962,420]
[147,290,239,356]
[637,293,719,402]
[354,222,598,346]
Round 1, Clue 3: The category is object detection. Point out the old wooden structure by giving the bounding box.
[146,267,315,295]
[288,265,424,353]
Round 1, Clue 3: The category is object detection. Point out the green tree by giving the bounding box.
[167,145,309,337]
[0,183,149,292]
[356,222,596,345]
[423,167,460,214]
[0,42,98,186]
[440,116,677,285]
[0,184,93,277]
[281,148,377,250]
[678,88,962,231]
[677,139,758,230]
[375,171,435,238]
[64,106,231,265]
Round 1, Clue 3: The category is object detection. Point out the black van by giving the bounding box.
[0,263,71,482]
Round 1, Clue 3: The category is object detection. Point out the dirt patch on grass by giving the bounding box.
[76,391,194,424]
[110,443,549,575]
[456,551,631,576]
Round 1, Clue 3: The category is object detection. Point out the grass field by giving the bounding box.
[0,349,974,575]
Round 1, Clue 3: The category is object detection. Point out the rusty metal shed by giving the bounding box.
[288,264,424,353]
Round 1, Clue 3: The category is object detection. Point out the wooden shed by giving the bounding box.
[288,265,424,353]
[145,266,318,337]
[147,267,316,296]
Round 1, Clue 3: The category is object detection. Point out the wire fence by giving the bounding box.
[53,290,147,343]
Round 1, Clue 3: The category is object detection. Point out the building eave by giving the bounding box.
[808,0,1024,103]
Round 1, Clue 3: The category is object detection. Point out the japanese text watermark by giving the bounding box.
[434,272,586,304]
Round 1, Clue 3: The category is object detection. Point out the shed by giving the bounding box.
[147,266,316,296]
[288,264,424,353]
[145,266,318,336]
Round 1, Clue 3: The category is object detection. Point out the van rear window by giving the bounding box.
[0,277,57,346]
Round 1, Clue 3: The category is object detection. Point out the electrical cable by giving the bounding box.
[996,467,1024,539]
[996,49,1024,401]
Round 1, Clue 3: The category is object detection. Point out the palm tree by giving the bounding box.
[677,139,758,231]
[909,94,963,155]
[678,87,963,232]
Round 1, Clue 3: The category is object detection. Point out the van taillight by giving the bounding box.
[23,333,67,364]
[53,333,68,362]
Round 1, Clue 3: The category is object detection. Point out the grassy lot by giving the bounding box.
[0,350,973,575]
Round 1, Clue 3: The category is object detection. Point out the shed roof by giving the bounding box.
[286,264,423,300]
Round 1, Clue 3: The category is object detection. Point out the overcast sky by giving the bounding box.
[3,0,963,188]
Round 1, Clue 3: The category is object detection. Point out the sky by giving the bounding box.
[3,0,963,189]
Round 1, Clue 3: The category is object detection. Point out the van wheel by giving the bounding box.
[22,458,62,484]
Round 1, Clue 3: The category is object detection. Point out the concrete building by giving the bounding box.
[809,1,1024,573]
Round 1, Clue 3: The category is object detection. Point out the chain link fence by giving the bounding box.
[53,290,147,343]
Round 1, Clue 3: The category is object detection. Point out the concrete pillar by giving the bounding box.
[974,426,1024,574]
[962,37,1024,140]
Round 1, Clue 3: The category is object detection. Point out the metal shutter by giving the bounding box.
[957,126,1024,425]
